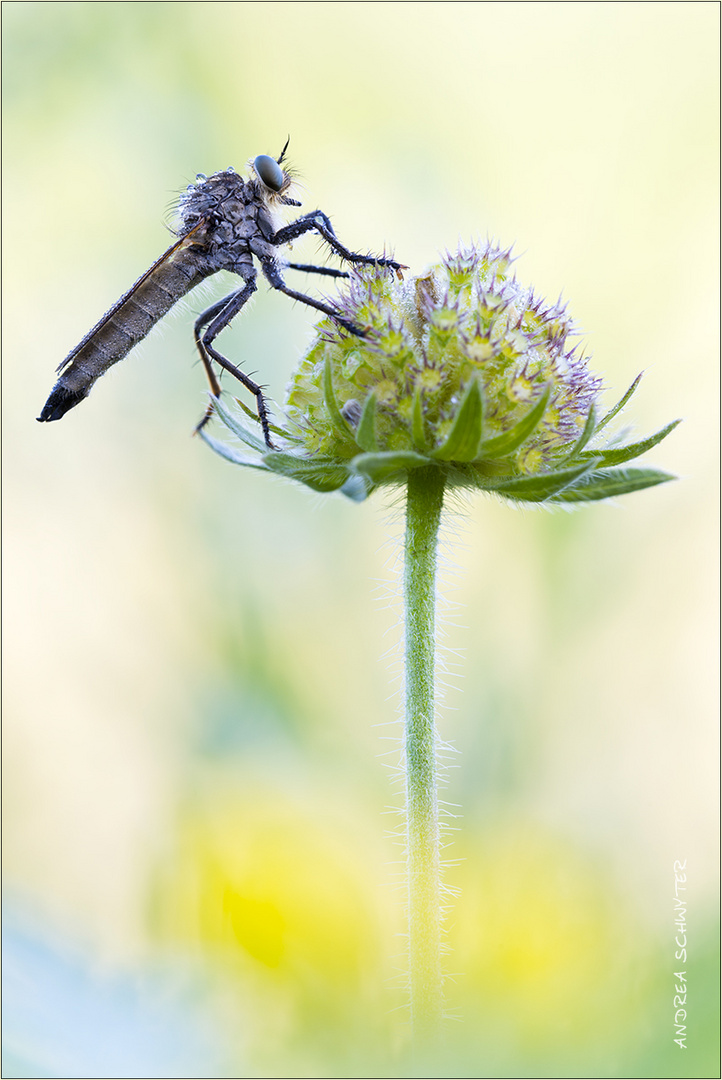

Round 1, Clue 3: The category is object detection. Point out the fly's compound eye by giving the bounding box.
[253,154,285,192]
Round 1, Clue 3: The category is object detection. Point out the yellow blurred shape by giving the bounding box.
[153,779,388,996]
[224,890,285,968]
[449,824,631,1046]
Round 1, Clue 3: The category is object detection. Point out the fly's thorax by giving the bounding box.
[176,169,249,234]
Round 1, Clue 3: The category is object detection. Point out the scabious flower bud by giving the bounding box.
[202,242,678,504]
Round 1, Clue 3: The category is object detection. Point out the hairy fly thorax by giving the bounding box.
[38,140,405,443]
[174,175,282,273]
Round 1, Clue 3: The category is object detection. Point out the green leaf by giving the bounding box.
[411,385,428,451]
[431,377,484,462]
[550,466,676,502]
[579,419,681,466]
[476,385,550,460]
[595,373,643,433]
[198,429,269,469]
[355,392,379,452]
[263,452,350,492]
[323,356,355,441]
[212,395,268,453]
[488,459,600,502]
[352,449,431,484]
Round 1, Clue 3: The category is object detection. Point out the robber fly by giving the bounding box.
[38,140,404,446]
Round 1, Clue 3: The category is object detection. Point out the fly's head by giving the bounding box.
[250,138,301,209]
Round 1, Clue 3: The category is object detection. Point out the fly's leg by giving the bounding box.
[194,273,276,449]
[194,296,229,394]
[261,260,363,337]
[271,212,406,274]
[193,293,235,430]
[287,263,350,279]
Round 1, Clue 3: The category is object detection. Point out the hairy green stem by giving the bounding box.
[404,465,445,1043]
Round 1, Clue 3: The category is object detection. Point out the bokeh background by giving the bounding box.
[3,3,718,1076]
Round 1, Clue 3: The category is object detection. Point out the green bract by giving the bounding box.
[201,242,678,503]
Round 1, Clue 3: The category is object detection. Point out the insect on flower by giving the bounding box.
[37,140,405,446]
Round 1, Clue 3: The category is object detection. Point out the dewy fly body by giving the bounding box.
[38,140,405,446]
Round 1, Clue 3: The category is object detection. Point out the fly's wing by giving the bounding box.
[39,222,212,422]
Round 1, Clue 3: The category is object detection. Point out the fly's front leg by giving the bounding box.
[261,260,363,338]
[194,273,276,449]
[271,212,406,275]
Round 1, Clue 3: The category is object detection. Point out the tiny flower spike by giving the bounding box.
[200,241,679,503]
[199,240,678,1048]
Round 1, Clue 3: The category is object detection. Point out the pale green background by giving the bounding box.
[3,2,718,1077]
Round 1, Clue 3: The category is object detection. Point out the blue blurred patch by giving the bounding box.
[2,905,230,1078]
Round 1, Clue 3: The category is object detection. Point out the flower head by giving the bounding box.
[202,242,678,504]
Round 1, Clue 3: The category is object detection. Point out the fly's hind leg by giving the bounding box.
[194,272,276,449]
[193,294,230,428]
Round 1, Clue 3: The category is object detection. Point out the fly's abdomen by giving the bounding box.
[38,234,211,422]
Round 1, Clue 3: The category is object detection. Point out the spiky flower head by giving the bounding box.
[202,242,678,504]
